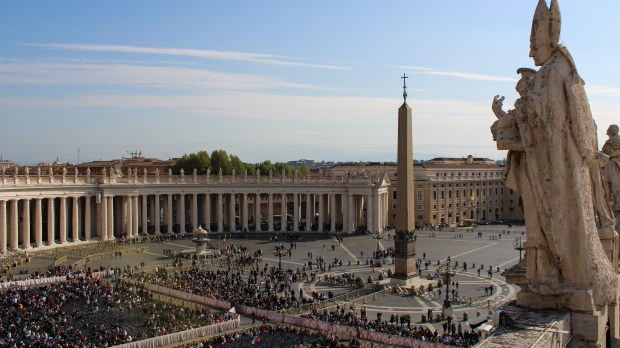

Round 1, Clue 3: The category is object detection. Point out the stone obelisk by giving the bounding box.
[393,74,417,284]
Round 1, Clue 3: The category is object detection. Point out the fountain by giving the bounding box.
[179,226,219,259]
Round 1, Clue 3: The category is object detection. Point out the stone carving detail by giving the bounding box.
[491,0,617,312]
[602,124,620,230]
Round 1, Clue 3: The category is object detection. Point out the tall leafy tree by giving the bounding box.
[229,154,245,175]
[173,150,210,174]
[210,149,232,175]
[258,160,273,175]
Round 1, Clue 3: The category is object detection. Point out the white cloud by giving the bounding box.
[587,85,620,97]
[24,43,348,70]
[0,58,343,91]
[397,65,516,82]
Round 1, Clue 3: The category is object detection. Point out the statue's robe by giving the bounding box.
[507,46,616,310]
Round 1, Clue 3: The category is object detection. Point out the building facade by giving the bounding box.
[329,155,522,228]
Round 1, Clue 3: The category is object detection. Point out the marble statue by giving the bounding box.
[602,124,620,229]
[491,0,617,311]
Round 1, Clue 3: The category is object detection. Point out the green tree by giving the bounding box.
[273,162,292,176]
[210,149,232,175]
[230,154,245,175]
[296,166,309,176]
[244,163,257,176]
[173,150,210,174]
[258,160,273,175]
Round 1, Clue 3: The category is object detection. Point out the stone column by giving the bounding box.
[59,197,67,244]
[35,198,43,247]
[107,196,115,240]
[127,196,133,238]
[9,200,18,251]
[0,200,6,253]
[84,196,91,240]
[142,194,148,235]
[191,193,198,231]
[305,194,312,232]
[254,193,261,231]
[330,193,337,233]
[178,193,185,233]
[72,197,79,242]
[280,194,286,232]
[293,193,299,231]
[216,193,223,232]
[22,199,31,249]
[268,194,274,231]
[132,195,139,236]
[229,193,236,232]
[242,193,248,231]
[47,198,55,245]
[166,194,173,234]
[203,194,211,231]
[154,194,161,235]
[318,194,324,233]
[100,196,108,241]
[367,194,374,233]
[347,194,354,234]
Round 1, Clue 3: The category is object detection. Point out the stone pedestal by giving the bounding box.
[393,238,416,279]
[517,289,613,348]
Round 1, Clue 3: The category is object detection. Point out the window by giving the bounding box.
[417,190,423,201]
[440,191,445,200]
[433,204,437,210]
[448,191,452,199]
[418,215,423,219]
[392,191,397,200]
[433,191,437,200]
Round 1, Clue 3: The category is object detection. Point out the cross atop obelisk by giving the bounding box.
[401,73,408,102]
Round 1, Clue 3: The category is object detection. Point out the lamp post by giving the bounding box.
[514,236,525,261]
[274,243,286,270]
[439,258,457,321]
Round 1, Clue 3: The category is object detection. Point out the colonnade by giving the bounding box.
[0,172,391,253]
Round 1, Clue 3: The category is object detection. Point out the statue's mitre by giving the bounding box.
[531,0,561,45]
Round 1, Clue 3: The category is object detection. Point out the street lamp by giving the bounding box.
[513,236,525,261]
[438,258,457,321]
[274,243,287,270]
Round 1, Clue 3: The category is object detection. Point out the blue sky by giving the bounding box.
[1,1,619,165]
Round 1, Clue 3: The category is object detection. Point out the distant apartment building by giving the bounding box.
[328,155,522,227]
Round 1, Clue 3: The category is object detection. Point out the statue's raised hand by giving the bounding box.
[492,95,506,119]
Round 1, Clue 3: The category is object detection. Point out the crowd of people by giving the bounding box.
[301,308,480,347]
[0,277,219,347]
[130,264,324,312]
[179,324,359,348]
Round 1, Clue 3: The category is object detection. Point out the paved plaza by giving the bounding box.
[5,224,526,341]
